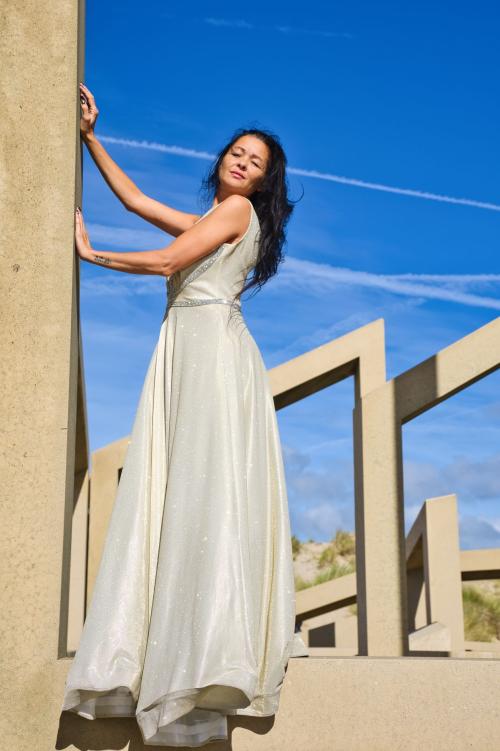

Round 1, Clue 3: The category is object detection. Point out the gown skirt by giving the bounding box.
[61,198,307,746]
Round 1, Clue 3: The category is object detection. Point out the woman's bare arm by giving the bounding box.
[82,134,199,235]
[126,190,201,236]
[76,194,252,276]
[81,132,141,208]
[79,83,199,236]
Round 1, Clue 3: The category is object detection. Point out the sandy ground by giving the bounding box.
[293,541,332,583]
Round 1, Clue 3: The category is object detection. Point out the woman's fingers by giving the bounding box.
[75,210,87,259]
[79,83,98,136]
[75,210,82,242]
[79,86,90,114]
[79,83,98,113]
[78,210,89,243]
[75,208,90,252]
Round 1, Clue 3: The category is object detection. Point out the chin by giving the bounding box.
[222,179,244,193]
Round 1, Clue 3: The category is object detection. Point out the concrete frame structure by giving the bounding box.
[70,319,500,745]
[1,3,500,748]
[406,494,465,654]
[271,315,500,656]
[297,494,500,657]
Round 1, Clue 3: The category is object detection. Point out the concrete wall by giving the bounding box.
[56,657,500,750]
[0,1,88,748]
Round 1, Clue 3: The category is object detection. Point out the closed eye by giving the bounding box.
[231,150,263,168]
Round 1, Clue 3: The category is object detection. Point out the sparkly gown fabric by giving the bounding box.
[61,197,307,747]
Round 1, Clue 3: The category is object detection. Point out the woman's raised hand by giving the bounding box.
[74,207,92,261]
[79,82,99,139]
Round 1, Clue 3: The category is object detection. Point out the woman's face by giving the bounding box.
[219,135,270,197]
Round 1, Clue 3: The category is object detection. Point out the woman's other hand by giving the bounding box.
[75,207,92,261]
[79,83,99,140]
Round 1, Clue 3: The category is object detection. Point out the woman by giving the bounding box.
[62,83,307,747]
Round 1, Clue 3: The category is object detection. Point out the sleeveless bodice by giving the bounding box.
[165,197,261,311]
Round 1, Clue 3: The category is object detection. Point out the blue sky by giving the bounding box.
[80,1,500,549]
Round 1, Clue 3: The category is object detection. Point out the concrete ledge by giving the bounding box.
[228,656,500,750]
[57,656,500,750]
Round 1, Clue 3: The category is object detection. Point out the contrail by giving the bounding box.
[82,219,500,310]
[278,258,500,310]
[99,135,500,212]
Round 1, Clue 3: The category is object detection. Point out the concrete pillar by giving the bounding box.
[353,381,409,656]
[423,495,465,653]
[0,1,87,748]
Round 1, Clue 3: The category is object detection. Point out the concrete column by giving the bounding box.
[353,380,409,656]
[423,495,465,653]
[0,1,87,748]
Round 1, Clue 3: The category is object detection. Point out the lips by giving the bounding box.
[230,170,245,179]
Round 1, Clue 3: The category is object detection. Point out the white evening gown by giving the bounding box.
[61,196,308,746]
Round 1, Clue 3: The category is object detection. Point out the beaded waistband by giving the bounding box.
[167,296,241,310]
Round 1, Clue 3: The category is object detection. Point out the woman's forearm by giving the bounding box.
[82,133,143,209]
[87,247,169,276]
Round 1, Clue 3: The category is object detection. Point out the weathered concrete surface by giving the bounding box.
[0,1,86,749]
[56,656,500,750]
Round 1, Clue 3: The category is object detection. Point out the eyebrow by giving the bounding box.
[232,146,265,163]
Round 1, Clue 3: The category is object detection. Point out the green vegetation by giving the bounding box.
[293,531,500,644]
[463,583,500,642]
[294,528,356,591]
[318,529,356,568]
[295,558,356,591]
[294,574,309,591]
[291,534,302,559]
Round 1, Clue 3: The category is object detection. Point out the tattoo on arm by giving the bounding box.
[93,254,112,266]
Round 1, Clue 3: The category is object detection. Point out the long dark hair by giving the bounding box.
[199,126,302,303]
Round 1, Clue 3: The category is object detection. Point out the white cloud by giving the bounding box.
[87,222,168,249]
[204,17,254,29]
[202,17,353,39]
[99,135,500,212]
[491,518,500,533]
[404,453,500,506]
[274,257,500,310]
[80,224,500,311]
[81,275,166,297]
[459,515,500,549]
[268,297,424,366]
[290,499,351,541]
